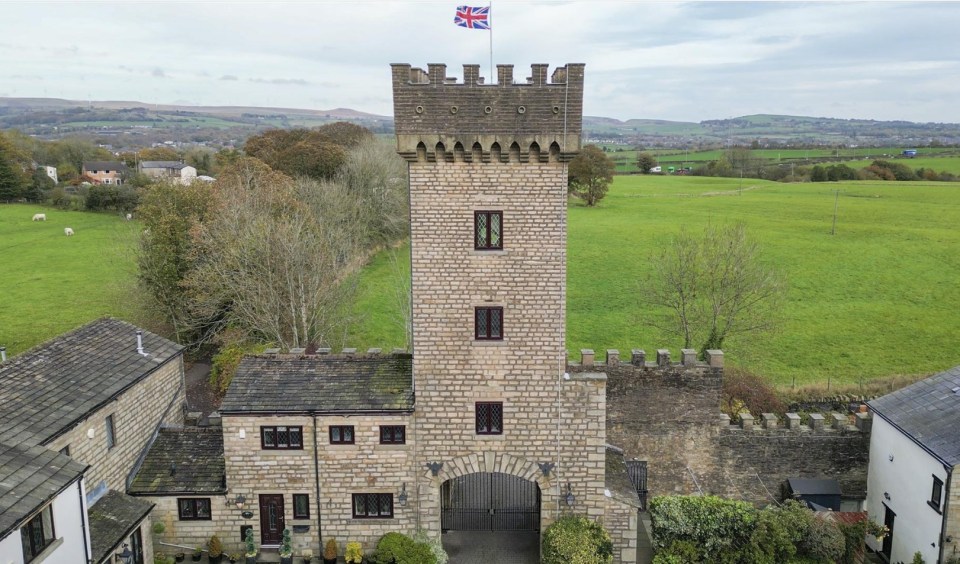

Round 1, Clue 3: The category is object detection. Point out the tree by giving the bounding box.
[136,180,215,343]
[139,146,180,161]
[0,134,25,202]
[641,223,784,356]
[724,146,755,175]
[243,123,372,181]
[637,152,657,174]
[184,158,363,349]
[568,145,615,207]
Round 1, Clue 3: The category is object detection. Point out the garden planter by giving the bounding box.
[209,556,223,564]
[174,554,185,563]
[280,556,293,564]
[192,554,202,562]
[323,559,336,564]
[245,556,257,564]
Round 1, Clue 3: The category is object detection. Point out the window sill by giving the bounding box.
[475,433,505,440]
[473,340,508,347]
[28,537,64,564]
[471,250,507,256]
[927,500,942,514]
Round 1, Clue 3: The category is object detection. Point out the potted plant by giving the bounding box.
[279,528,294,564]
[228,553,242,564]
[301,548,313,564]
[208,535,224,564]
[323,539,338,564]
[244,527,258,564]
[192,546,203,561]
[174,553,185,563]
[345,542,363,564]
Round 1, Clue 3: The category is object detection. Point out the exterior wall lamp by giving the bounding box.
[398,483,408,506]
[883,492,891,501]
[117,543,133,564]
[229,494,246,510]
[564,483,575,507]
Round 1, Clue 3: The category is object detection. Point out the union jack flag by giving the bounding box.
[455,6,490,30]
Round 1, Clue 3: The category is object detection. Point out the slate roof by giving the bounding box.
[140,161,186,170]
[220,354,414,414]
[0,318,184,446]
[88,490,154,564]
[128,427,225,495]
[604,446,642,509]
[82,161,126,172]
[786,478,843,496]
[0,439,88,539]
[868,364,960,466]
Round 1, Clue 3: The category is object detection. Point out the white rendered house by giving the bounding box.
[866,365,960,563]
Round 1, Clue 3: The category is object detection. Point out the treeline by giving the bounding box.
[136,124,410,377]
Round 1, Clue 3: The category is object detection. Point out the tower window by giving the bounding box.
[474,211,503,250]
[475,307,503,340]
[476,402,503,435]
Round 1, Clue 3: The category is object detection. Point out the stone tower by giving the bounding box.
[392,63,612,539]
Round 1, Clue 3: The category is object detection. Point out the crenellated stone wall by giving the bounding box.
[44,356,186,494]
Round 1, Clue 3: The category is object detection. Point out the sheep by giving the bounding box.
[125,213,132,221]
[64,227,74,236]
[32,213,46,221]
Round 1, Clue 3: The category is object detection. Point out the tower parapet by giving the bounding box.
[391,63,585,162]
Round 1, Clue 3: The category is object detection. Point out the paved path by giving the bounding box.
[442,531,539,564]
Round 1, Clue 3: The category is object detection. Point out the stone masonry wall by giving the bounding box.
[944,470,959,563]
[576,348,870,506]
[605,496,639,564]
[222,413,417,557]
[45,356,186,493]
[149,497,225,556]
[407,159,608,529]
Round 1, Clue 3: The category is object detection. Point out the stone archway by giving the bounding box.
[441,472,541,531]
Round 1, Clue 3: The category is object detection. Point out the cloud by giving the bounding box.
[220,75,238,81]
[152,67,166,78]
[248,77,311,86]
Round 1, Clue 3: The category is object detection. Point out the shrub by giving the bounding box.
[344,542,363,564]
[748,501,813,564]
[913,552,926,564]
[800,517,845,562]
[412,529,447,564]
[208,535,223,557]
[650,495,756,557]
[722,367,785,420]
[210,341,269,395]
[542,514,613,564]
[374,532,436,564]
[323,539,338,560]
[653,540,700,563]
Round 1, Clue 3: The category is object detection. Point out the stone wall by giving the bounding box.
[221,413,417,557]
[574,348,871,506]
[45,356,186,494]
[605,496,639,564]
[947,476,960,563]
[149,496,229,557]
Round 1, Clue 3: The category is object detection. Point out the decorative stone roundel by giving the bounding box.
[450,106,458,114]
[415,105,424,114]
[484,106,493,114]
[517,106,526,114]
[552,106,561,114]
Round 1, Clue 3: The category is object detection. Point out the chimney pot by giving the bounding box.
[136,330,145,355]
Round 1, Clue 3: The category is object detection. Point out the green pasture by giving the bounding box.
[0,204,139,355]
[835,155,960,175]
[349,175,960,387]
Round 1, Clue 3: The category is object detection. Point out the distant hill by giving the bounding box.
[2,96,959,149]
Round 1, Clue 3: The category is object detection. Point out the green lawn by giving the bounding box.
[0,204,139,355]
[349,176,960,387]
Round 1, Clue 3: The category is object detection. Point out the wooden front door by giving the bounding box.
[259,494,285,546]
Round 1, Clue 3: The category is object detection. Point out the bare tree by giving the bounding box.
[185,159,362,349]
[641,223,784,356]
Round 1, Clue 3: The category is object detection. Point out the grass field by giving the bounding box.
[349,175,960,388]
[5,176,960,389]
[0,204,139,355]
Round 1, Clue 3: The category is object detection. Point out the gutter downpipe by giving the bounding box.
[313,414,323,550]
[939,466,952,564]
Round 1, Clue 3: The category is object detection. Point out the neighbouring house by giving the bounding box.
[0,318,187,564]
[81,161,127,185]
[0,440,90,563]
[866,365,960,564]
[40,165,58,184]
[138,161,197,184]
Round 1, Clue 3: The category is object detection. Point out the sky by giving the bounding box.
[3,1,960,123]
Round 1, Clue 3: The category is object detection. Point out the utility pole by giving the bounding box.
[831,190,840,235]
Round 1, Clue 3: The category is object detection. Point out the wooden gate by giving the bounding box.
[441,472,540,531]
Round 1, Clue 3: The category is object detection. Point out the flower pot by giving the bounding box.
[209,556,223,564]
[245,556,257,564]
[323,559,336,564]
[175,554,185,563]
[192,554,202,562]
[280,556,293,564]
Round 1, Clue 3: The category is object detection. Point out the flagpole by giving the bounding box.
[489,2,494,83]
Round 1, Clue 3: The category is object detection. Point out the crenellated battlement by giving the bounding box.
[567,347,724,374]
[391,63,585,162]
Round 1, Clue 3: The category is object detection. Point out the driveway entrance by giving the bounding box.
[441,472,541,563]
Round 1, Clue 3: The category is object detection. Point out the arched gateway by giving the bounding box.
[441,472,541,532]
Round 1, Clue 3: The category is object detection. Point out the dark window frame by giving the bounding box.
[293,494,310,519]
[474,210,503,250]
[20,503,55,562]
[475,306,504,340]
[351,493,394,519]
[329,425,355,445]
[260,426,304,450]
[476,402,504,435]
[929,475,944,513]
[177,498,212,521]
[379,425,406,445]
[105,414,116,450]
